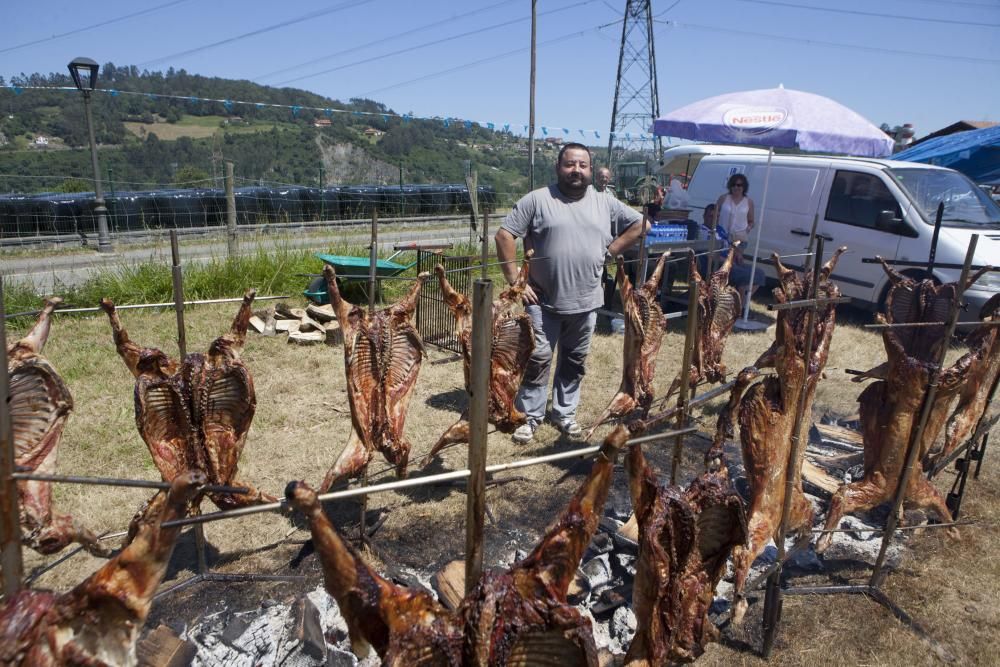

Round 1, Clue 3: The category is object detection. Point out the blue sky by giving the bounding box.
[3,0,999,142]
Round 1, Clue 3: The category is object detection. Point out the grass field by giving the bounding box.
[123,114,291,141]
[8,265,998,665]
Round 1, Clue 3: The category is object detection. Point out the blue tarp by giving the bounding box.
[894,125,1000,185]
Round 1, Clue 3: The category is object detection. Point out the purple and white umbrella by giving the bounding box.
[653,86,893,158]
[653,87,891,329]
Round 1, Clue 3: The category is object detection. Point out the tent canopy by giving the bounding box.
[894,124,1000,185]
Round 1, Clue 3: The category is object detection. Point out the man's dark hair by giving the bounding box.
[557,142,592,165]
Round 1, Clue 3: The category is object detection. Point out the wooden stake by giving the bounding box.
[169,231,206,573]
[465,279,493,593]
[670,268,699,484]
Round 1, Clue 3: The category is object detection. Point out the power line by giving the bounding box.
[655,19,1000,65]
[138,0,377,68]
[362,19,620,97]
[733,0,1000,28]
[0,0,194,55]
[273,0,598,87]
[255,0,520,82]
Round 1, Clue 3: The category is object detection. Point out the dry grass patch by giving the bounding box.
[10,294,999,664]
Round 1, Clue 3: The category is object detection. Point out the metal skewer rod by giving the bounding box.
[160,426,699,530]
[769,296,851,311]
[4,296,289,320]
[869,234,977,589]
[360,209,379,544]
[0,277,24,595]
[762,237,825,658]
[10,472,248,495]
[866,320,1000,330]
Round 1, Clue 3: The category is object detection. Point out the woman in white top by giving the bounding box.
[713,174,755,244]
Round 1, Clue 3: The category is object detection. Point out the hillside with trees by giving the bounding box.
[0,64,566,195]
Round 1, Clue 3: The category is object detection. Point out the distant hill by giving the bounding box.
[0,63,563,196]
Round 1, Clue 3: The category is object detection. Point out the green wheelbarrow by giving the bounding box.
[303,242,453,304]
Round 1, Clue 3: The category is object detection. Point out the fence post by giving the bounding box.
[225,160,238,258]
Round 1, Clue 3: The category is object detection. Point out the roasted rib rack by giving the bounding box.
[8,297,109,557]
[320,266,429,491]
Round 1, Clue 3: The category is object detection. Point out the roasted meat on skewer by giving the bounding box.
[925,293,1000,470]
[285,481,463,665]
[289,426,629,666]
[729,247,846,624]
[8,297,109,558]
[816,261,993,553]
[458,425,629,666]
[321,266,429,491]
[101,291,275,520]
[421,252,535,467]
[584,253,669,440]
[624,443,746,664]
[665,245,742,399]
[0,471,206,667]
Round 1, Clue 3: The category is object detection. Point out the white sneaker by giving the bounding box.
[512,420,539,444]
[550,416,582,437]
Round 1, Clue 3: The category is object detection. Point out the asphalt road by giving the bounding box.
[2,223,479,294]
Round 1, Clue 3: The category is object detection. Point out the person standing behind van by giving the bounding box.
[714,174,755,243]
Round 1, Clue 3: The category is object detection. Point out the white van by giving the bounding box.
[685,151,1000,315]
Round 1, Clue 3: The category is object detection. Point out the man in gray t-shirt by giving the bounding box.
[496,143,645,443]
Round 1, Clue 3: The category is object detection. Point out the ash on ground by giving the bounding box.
[174,420,913,665]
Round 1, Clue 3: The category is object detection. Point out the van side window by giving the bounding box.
[825,171,902,230]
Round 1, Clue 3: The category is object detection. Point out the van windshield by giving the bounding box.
[890,168,1000,228]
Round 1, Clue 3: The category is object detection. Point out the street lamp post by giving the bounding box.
[68,57,112,253]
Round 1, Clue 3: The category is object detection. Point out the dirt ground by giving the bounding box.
[11,291,999,665]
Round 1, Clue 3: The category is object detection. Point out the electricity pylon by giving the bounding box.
[607,0,662,170]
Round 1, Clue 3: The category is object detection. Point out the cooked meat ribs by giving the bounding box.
[926,293,1000,470]
[422,253,535,466]
[0,471,206,667]
[101,291,275,514]
[321,266,430,491]
[666,246,742,399]
[624,444,746,664]
[729,248,845,624]
[816,261,992,553]
[459,425,627,666]
[8,297,109,558]
[585,254,669,440]
[285,481,463,665]
[290,425,629,666]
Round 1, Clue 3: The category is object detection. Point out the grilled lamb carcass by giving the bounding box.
[816,261,992,553]
[584,253,669,440]
[421,252,535,467]
[624,444,746,664]
[925,293,1000,470]
[729,247,846,624]
[285,481,463,665]
[100,291,275,515]
[290,426,628,665]
[321,266,429,491]
[459,425,629,665]
[0,471,206,667]
[666,246,742,399]
[8,297,110,558]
